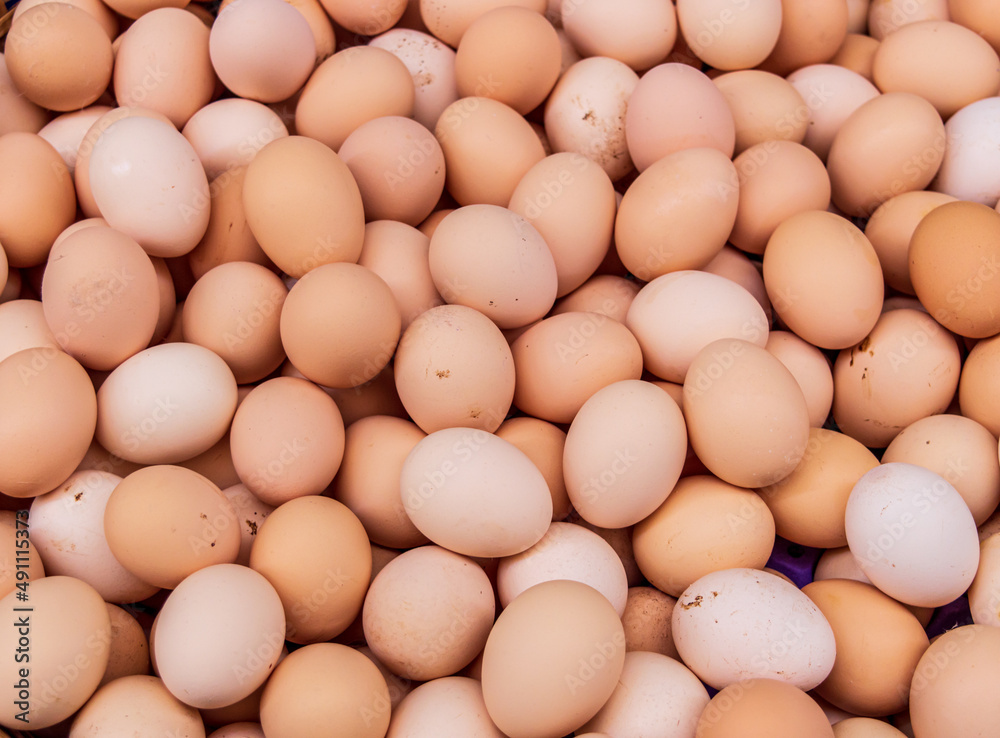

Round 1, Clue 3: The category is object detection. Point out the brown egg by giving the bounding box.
[455,6,559,114]
[230,377,345,505]
[676,0,782,71]
[296,47,413,151]
[481,579,626,738]
[496,416,571,521]
[0,576,111,729]
[833,718,908,737]
[249,496,371,643]
[41,226,159,371]
[367,28,459,131]
[552,275,641,323]
[364,545,495,681]
[634,474,775,597]
[909,625,1000,738]
[615,148,738,278]
[104,465,240,589]
[386,676,503,737]
[833,308,961,448]
[968,531,1000,626]
[219,484,273,566]
[759,428,879,548]
[543,57,639,182]
[0,133,76,269]
[959,333,1000,437]
[805,579,929,716]
[260,643,389,738]
[242,136,364,277]
[182,262,286,383]
[950,0,1000,53]
[702,245,772,322]
[0,512,45,601]
[831,33,880,80]
[69,675,205,737]
[764,331,834,427]
[883,414,1000,525]
[696,679,835,738]
[786,63,881,162]
[909,201,1000,338]
[338,116,445,226]
[512,311,644,424]
[730,141,831,256]
[429,205,557,328]
[562,0,676,71]
[509,153,617,298]
[763,210,883,349]
[38,106,112,177]
[0,54,49,137]
[864,190,956,294]
[436,96,546,206]
[319,0,404,34]
[182,99,289,182]
[100,604,151,687]
[4,3,113,112]
[758,0,850,76]
[684,339,810,488]
[331,415,428,548]
[393,303,514,432]
[868,0,950,40]
[172,428,241,492]
[828,92,946,217]
[873,20,1000,119]
[0,348,96,498]
[621,586,679,659]
[114,8,215,127]
[713,70,809,155]
[625,63,736,172]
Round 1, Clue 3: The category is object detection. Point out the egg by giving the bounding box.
[0,53,50,137]
[833,718,908,737]
[362,545,495,681]
[621,586,680,659]
[69,675,205,737]
[481,579,626,738]
[552,274,641,323]
[713,70,809,155]
[672,568,837,691]
[675,0,782,70]
[968,532,1000,627]
[845,462,980,607]
[38,106,111,176]
[959,333,1000,437]
[386,676,505,738]
[320,0,404,34]
[696,679,835,738]
[758,0,850,75]
[183,99,289,182]
[100,604,151,687]
[764,331,834,427]
[831,33,881,80]
[868,0,950,39]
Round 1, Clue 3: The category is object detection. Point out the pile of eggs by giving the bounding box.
[2,0,1000,735]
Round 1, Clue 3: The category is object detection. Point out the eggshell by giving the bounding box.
[702,245,772,321]
[183,99,289,182]
[0,576,111,729]
[846,462,980,607]
[29,470,159,603]
[319,0,404,34]
[0,53,49,137]
[561,0,675,70]
[868,0,950,39]
[209,0,315,103]
[242,135,365,277]
[615,148,739,278]
[208,723,265,738]
[696,679,835,738]
[419,0,546,47]
[100,604,151,687]
[758,0,850,76]
[511,311,644,424]
[0,347,96,498]
[543,56,639,182]
[4,3,113,112]
[363,545,494,681]
[672,568,836,691]
[621,586,679,659]
[832,309,961,448]
[552,274,641,323]
[833,718,908,737]
[155,564,284,709]
[96,342,238,465]
[296,46,414,151]
[393,304,514,433]
[803,579,929,716]
[436,96,546,206]
[89,117,211,259]
[563,379,687,528]
[683,339,810,489]
[279,262,401,388]
[969,532,1000,627]
[38,106,111,176]
[368,28,459,131]
[400,428,552,557]
[104,465,241,589]
[481,580,625,738]
[676,0,782,70]
[428,204,557,328]
[625,63,736,172]
[71,675,205,736]
[338,116,445,226]
[959,334,1000,437]
[831,33,881,80]
[759,429,878,549]
[259,643,389,738]
[908,625,1000,738]
[713,70,809,155]
[883,414,1000,525]
[249,496,371,644]
[498,521,628,614]
[764,331,833,427]
[0,133,76,268]
[387,677,504,738]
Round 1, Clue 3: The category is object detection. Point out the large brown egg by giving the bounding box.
[959,333,1000,437]
[69,675,204,737]
[561,0,676,71]
[675,0,782,70]
[758,0,849,75]
[0,53,49,137]
[696,679,834,738]
[713,70,809,155]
